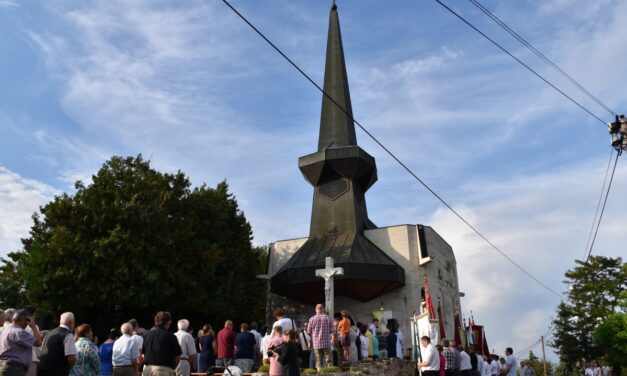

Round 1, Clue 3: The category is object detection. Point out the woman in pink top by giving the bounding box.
[268,326,285,376]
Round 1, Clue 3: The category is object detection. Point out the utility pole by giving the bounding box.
[541,336,548,376]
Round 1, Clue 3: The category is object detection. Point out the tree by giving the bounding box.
[551,256,626,370]
[524,351,553,376]
[593,290,627,373]
[0,155,266,334]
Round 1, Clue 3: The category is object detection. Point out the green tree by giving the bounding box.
[0,155,266,334]
[593,290,627,373]
[551,256,626,371]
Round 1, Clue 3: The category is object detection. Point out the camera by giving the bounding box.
[267,343,285,357]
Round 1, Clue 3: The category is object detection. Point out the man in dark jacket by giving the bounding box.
[39,312,76,376]
[142,311,182,375]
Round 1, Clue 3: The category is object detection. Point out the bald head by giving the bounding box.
[121,322,133,335]
[315,304,324,314]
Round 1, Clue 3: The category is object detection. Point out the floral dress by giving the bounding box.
[70,337,101,376]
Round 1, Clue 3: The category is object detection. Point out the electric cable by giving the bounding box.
[221,0,565,300]
[585,151,620,262]
[467,0,617,117]
[433,0,607,126]
[582,149,615,260]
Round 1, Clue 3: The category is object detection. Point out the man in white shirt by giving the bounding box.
[127,319,143,367]
[490,355,500,376]
[112,323,139,376]
[271,308,295,337]
[174,319,197,376]
[418,336,440,376]
[249,322,262,369]
[459,346,472,376]
[260,331,271,365]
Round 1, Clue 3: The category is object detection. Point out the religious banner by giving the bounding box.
[423,276,436,319]
[415,312,440,344]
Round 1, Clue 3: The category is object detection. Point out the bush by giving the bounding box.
[257,364,270,373]
[320,366,342,374]
[303,369,318,375]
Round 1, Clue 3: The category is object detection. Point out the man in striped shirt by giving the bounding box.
[306,304,335,372]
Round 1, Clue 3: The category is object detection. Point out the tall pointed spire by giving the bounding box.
[318,2,357,150]
[270,3,405,304]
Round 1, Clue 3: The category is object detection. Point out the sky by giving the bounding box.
[1,0,626,361]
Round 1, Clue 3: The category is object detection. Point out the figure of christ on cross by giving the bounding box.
[315,257,344,319]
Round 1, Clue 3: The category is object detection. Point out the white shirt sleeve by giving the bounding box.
[64,334,77,356]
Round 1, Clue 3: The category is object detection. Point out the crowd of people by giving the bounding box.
[1,305,590,376]
[418,337,520,376]
[0,304,409,376]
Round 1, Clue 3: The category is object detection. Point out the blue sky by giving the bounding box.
[1,0,626,360]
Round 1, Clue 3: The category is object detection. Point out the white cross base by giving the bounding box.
[315,256,344,319]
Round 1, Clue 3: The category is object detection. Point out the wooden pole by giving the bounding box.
[541,336,548,376]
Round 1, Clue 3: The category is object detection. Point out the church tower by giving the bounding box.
[270,3,405,304]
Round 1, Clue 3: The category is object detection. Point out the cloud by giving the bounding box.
[0,0,18,8]
[426,156,626,358]
[0,167,58,256]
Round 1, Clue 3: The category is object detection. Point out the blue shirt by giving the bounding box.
[506,355,517,376]
[112,334,139,366]
[235,332,255,359]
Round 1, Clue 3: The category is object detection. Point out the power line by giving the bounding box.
[467,0,617,117]
[221,0,565,300]
[585,151,620,262]
[582,149,615,260]
[433,0,607,126]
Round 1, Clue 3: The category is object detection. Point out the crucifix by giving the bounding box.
[315,256,344,319]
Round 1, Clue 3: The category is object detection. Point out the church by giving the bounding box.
[262,3,462,347]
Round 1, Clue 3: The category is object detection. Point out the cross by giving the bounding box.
[315,256,344,319]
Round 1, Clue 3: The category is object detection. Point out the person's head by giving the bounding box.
[442,339,450,347]
[273,326,283,336]
[500,357,506,364]
[240,323,249,331]
[154,311,172,329]
[372,318,379,327]
[109,328,121,340]
[491,354,499,361]
[5,308,16,323]
[12,309,32,329]
[315,304,324,314]
[505,347,513,356]
[128,319,139,330]
[469,344,476,353]
[121,322,133,335]
[383,329,390,336]
[76,324,93,340]
[177,319,190,331]
[284,329,296,342]
[457,344,463,351]
[420,335,431,347]
[359,325,367,335]
[203,324,212,334]
[224,320,233,330]
[341,309,349,318]
[273,307,284,319]
[436,344,443,352]
[60,312,75,331]
[250,322,258,331]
